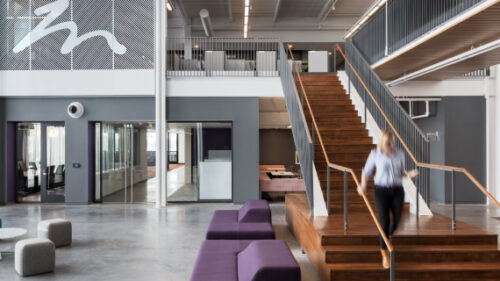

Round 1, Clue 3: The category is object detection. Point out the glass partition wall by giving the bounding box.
[95,122,156,204]
[167,122,232,202]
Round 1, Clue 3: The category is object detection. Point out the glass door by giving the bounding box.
[97,122,156,204]
[42,123,66,203]
[15,122,66,203]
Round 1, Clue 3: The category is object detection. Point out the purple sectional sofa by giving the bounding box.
[190,240,301,281]
[206,200,275,240]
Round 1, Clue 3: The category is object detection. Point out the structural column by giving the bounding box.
[155,0,167,207]
[486,64,500,205]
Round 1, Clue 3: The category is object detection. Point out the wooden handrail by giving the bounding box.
[287,46,394,252]
[336,44,500,209]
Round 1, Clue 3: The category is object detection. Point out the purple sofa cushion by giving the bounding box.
[190,240,253,281]
[238,240,301,281]
[238,200,272,223]
[210,210,239,225]
[206,222,275,240]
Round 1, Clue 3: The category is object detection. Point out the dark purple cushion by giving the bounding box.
[238,200,272,223]
[238,240,301,281]
[206,222,275,240]
[190,240,253,281]
[210,210,238,225]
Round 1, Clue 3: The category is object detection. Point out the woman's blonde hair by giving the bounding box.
[378,130,395,153]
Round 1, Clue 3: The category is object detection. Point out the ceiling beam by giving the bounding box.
[172,0,190,24]
[273,0,283,23]
[317,0,337,24]
[226,0,233,22]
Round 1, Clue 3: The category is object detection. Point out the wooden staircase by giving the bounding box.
[287,73,500,281]
[298,73,376,213]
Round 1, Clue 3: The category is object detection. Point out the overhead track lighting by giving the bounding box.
[243,0,250,38]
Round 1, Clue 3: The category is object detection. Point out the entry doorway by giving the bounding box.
[15,122,66,203]
[167,122,232,202]
[94,122,156,204]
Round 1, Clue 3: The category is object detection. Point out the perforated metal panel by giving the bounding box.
[0,0,155,70]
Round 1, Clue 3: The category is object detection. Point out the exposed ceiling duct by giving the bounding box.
[200,9,214,37]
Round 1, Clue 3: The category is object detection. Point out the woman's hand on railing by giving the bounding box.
[406,169,419,179]
[357,173,369,196]
[357,185,367,196]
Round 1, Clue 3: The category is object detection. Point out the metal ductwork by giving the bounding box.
[200,9,214,37]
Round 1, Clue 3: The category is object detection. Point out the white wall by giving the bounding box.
[389,79,487,97]
[0,70,155,97]
[167,77,283,97]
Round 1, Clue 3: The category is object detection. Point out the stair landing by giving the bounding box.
[286,193,500,281]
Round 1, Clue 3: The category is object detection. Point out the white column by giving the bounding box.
[155,0,167,207]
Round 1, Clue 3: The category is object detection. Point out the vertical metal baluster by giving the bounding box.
[451,170,456,230]
[327,166,331,215]
[344,171,348,231]
[333,48,337,73]
[390,251,395,281]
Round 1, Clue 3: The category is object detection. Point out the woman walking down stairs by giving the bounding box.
[287,73,500,281]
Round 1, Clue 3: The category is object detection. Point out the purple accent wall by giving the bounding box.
[88,122,95,203]
[7,122,16,203]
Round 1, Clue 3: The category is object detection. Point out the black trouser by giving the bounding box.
[374,186,405,250]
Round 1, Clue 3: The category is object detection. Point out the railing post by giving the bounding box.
[333,48,337,73]
[390,251,395,281]
[416,167,419,216]
[327,166,331,215]
[363,90,367,129]
[451,170,456,230]
[344,171,348,231]
[347,67,351,97]
[310,142,315,216]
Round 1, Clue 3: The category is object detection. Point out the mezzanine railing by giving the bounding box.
[352,0,487,65]
[167,37,279,78]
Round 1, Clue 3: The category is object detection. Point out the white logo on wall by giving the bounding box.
[13,0,127,55]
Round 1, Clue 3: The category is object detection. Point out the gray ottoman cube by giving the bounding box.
[15,238,55,276]
[38,218,72,247]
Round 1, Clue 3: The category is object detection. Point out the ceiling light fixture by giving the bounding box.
[243,0,250,38]
[344,0,386,39]
[166,1,173,11]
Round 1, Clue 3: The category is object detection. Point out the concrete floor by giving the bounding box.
[1,201,498,280]
[0,202,321,281]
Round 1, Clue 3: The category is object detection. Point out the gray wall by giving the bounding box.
[414,97,486,203]
[1,97,155,204]
[167,97,260,203]
[260,129,296,166]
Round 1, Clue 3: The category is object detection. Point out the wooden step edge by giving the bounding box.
[328,262,500,271]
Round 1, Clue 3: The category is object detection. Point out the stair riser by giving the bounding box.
[322,235,499,246]
[331,270,500,281]
[326,251,500,263]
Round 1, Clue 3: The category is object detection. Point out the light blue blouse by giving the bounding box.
[362,148,406,187]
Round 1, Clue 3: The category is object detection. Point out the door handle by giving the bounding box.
[42,172,48,176]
